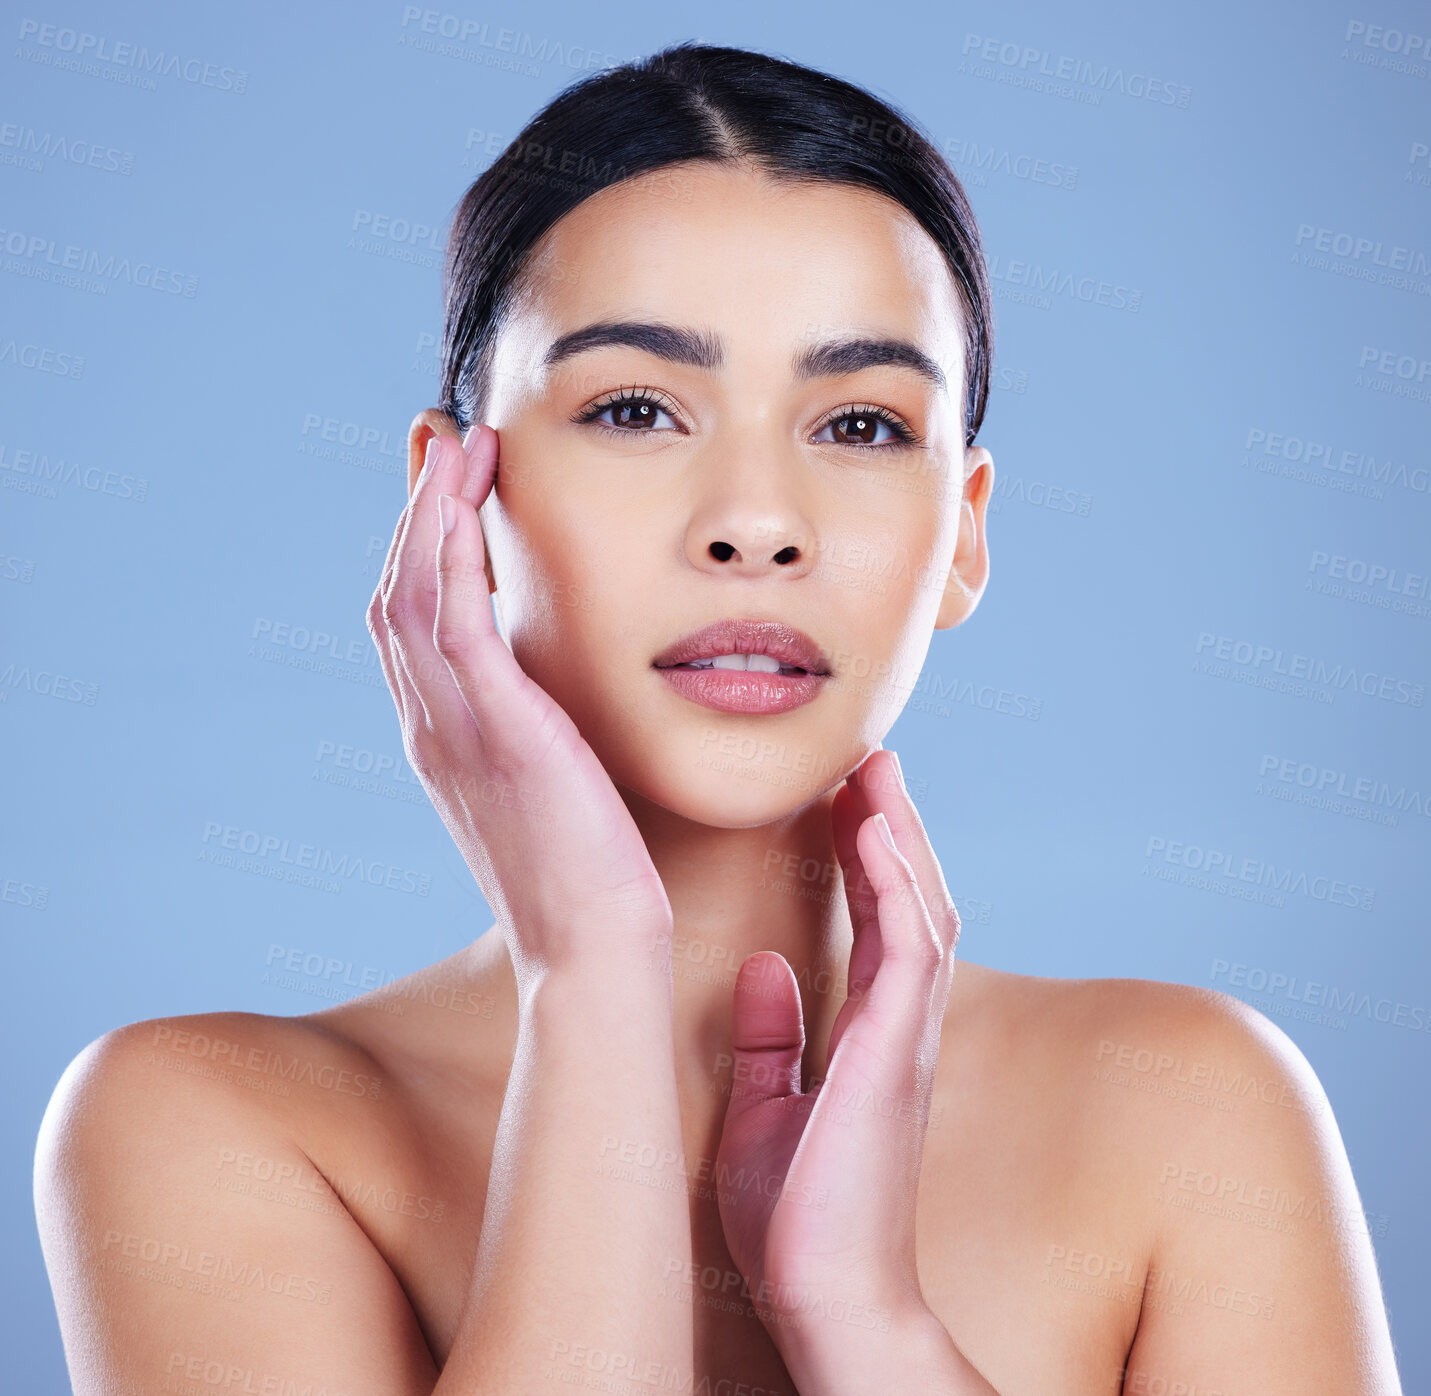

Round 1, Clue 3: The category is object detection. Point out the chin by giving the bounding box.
[601,708,862,830]
[638,760,838,830]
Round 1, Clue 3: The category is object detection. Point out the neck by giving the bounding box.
[620,784,854,1104]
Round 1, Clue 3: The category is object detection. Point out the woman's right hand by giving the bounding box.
[367,423,673,981]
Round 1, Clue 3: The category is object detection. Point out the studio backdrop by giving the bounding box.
[3,1,1427,1389]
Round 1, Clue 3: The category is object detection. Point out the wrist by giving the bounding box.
[518,952,675,1033]
[506,919,676,999]
[773,1298,993,1396]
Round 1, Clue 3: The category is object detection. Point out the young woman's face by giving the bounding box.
[472,159,992,828]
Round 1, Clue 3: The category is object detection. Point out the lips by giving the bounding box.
[652,619,832,676]
[651,619,833,716]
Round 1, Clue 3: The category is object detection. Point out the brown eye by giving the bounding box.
[814,407,912,447]
[832,412,881,444]
[576,392,680,433]
[611,400,660,429]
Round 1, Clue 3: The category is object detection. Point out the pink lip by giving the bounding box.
[652,619,832,674]
[655,666,827,715]
[652,618,832,716]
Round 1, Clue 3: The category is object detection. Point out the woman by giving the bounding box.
[34,41,1402,1396]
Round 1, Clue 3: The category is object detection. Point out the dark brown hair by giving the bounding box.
[440,41,994,446]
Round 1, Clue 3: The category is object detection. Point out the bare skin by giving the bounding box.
[35,161,1401,1395]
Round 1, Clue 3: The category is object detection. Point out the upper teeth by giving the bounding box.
[696,653,785,672]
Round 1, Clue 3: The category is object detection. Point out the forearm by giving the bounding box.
[438,951,693,1393]
[779,1303,1000,1396]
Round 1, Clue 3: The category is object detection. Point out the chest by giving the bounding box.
[332,1088,1145,1396]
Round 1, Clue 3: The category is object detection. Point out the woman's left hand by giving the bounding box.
[714,748,998,1395]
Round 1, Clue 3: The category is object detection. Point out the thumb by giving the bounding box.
[725,951,805,1123]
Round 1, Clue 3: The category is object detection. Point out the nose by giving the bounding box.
[683,438,817,580]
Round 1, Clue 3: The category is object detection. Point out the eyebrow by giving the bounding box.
[541,320,947,393]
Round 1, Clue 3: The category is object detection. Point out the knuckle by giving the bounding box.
[401,730,440,786]
[382,591,418,632]
[942,897,963,945]
[431,608,465,652]
[913,929,944,972]
[365,595,387,642]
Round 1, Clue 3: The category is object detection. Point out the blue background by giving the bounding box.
[3,0,1427,1388]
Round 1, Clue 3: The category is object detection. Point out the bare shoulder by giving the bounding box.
[955,962,1331,1124]
[36,1008,392,1189]
[955,966,1402,1390]
[34,1011,438,1396]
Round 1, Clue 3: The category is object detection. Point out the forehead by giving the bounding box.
[504,160,964,376]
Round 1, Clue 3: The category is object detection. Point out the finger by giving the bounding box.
[368,491,424,731]
[842,811,946,1081]
[804,813,945,1188]
[379,435,447,728]
[431,480,556,747]
[852,750,961,959]
[826,781,883,1065]
[724,952,806,1124]
[387,432,490,733]
[832,777,882,988]
[457,421,498,505]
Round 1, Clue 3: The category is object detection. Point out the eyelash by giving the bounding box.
[570,387,923,449]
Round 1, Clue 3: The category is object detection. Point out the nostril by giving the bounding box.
[774,546,799,565]
[709,541,736,561]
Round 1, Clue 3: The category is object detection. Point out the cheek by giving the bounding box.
[821,524,945,672]
[484,500,645,703]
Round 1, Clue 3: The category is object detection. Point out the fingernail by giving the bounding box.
[423,436,441,477]
[438,493,457,536]
[889,749,906,791]
[874,811,896,852]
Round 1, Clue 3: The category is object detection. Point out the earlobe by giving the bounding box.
[933,447,994,631]
[405,406,499,598]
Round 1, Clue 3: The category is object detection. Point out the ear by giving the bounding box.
[406,407,465,498]
[406,407,497,597]
[933,445,993,631]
